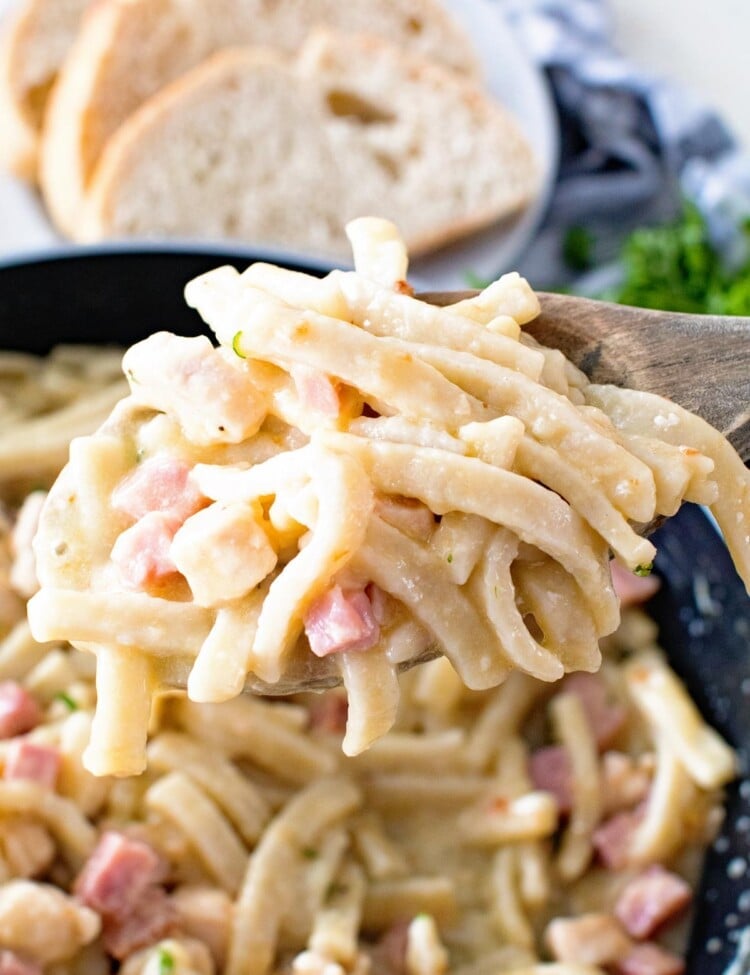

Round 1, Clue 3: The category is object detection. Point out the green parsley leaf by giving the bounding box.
[562,226,595,272]
[157,947,175,975]
[634,563,653,577]
[446,553,453,564]
[54,691,78,712]
[608,202,750,315]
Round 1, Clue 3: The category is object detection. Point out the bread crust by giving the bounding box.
[39,0,480,235]
[0,10,38,180]
[81,33,537,256]
[0,0,91,180]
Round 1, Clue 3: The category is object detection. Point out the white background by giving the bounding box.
[611,0,750,148]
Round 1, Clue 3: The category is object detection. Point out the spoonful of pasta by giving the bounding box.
[26,218,750,777]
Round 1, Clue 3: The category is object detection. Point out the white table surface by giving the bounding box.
[611,0,750,148]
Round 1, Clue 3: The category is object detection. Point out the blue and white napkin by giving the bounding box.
[502,0,750,285]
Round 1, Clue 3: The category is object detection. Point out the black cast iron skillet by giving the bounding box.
[1,248,749,972]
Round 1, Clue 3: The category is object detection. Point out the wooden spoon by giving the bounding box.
[423,291,750,462]
[234,292,749,696]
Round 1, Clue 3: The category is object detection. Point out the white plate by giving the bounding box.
[0,0,558,288]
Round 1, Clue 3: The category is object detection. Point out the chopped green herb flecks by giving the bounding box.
[54,691,78,712]
[301,847,318,860]
[634,563,653,577]
[446,553,453,564]
[562,226,595,272]
[232,331,247,358]
[606,203,750,315]
[157,947,175,975]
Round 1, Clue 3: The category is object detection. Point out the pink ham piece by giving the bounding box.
[562,672,627,750]
[372,920,410,975]
[0,953,41,975]
[0,683,41,739]
[304,585,380,657]
[291,366,340,417]
[4,741,61,789]
[74,832,162,919]
[593,804,647,870]
[112,457,205,524]
[374,496,435,541]
[545,913,633,966]
[611,561,661,607]
[110,512,181,590]
[615,866,692,939]
[529,746,573,815]
[102,885,176,960]
[617,942,685,975]
[308,693,349,735]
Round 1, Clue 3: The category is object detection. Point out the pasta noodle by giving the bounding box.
[0,217,746,973]
[23,218,750,776]
[0,425,739,971]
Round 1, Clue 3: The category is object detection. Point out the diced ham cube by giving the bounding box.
[615,866,692,939]
[0,683,41,739]
[611,561,661,607]
[102,884,176,960]
[617,942,685,975]
[562,672,627,750]
[171,502,277,607]
[308,693,349,735]
[372,920,410,975]
[545,913,632,966]
[123,332,265,445]
[529,746,573,815]
[110,512,181,591]
[0,951,41,975]
[112,458,205,524]
[74,832,162,920]
[304,585,380,657]
[374,496,435,541]
[4,741,61,789]
[291,365,340,417]
[593,805,647,870]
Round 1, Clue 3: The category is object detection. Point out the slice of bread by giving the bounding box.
[0,0,91,178]
[40,0,480,236]
[80,33,537,257]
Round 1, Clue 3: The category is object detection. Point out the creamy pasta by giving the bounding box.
[0,334,740,975]
[25,218,750,781]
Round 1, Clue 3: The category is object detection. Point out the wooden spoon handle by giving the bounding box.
[422,290,750,462]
